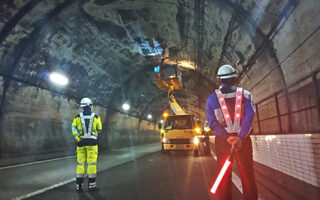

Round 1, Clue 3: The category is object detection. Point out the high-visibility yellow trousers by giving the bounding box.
[76,145,98,178]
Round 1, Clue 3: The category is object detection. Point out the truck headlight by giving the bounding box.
[193,137,200,145]
[162,137,168,143]
[204,127,210,132]
[195,127,201,133]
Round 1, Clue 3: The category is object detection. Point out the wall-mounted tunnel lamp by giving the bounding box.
[122,103,130,111]
[49,72,68,86]
[147,114,152,119]
[163,112,169,118]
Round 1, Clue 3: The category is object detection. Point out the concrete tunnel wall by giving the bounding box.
[233,1,320,197]
[236,0,320,134]
[0,0,319,198]
[0,77,159,159]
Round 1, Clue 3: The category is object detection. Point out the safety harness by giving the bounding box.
[215,87,243,134]
[79,113,97,140]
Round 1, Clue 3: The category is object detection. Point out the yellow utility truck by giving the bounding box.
[154,58,209,156]
[160,114,202,156]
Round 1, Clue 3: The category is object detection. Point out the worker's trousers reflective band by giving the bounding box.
[87,162,97,176]
[215,87,243,133]
[76,162,85,176]
[89,182,96,188]
[76,145,98,178]
[88,173,97,178]
[79,113,95,137]
[76,173,84,178]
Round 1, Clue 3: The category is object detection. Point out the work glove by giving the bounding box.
[75,136,85,147]
[78,139,85,147]
[75,136,81,142]
[227,136,242,153]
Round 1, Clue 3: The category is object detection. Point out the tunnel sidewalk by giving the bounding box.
[0,143,160,200]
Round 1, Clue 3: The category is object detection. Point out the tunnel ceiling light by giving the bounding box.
[147,114,152,119]
[49,72,68,86]
[122,103,130,111]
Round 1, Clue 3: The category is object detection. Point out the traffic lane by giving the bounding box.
[30,151,242,200]
[1,144,159,200]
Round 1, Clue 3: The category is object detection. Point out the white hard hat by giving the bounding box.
[80,98,93,108]
[217,65,237,79]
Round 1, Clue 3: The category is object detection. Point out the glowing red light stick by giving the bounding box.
[210,155,231,194]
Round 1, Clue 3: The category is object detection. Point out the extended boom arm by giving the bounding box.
[168,87,186,115]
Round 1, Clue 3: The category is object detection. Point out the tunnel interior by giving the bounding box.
[0,0,319,199]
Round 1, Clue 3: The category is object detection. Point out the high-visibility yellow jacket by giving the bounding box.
[72,113,102,146]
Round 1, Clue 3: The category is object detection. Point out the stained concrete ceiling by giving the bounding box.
[0,0,300,121]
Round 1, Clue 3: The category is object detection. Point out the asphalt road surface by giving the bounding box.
[27,151,241,200]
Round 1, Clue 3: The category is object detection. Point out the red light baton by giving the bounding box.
[210,154,231,194]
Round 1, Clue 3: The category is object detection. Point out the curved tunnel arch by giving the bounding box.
[0,1,319,198]
[0,0,294,119]
[0,0,318,124]
[0,0,318,131]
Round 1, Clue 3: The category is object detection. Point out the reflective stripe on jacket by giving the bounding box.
[72,113,102,142]
[206,84,255,139]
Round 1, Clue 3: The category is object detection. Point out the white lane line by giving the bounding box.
[1,143,159,170]
[9,144,159,200]
[0,155,76,170]
[108,143,158,152]
[13,178,75,200]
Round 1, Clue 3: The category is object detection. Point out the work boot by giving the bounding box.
[88,178,98,192]
[76,177,84,192]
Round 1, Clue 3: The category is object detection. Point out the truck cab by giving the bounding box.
[160,115,201,156]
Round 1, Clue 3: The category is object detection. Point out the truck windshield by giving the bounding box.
[165,116,193,129]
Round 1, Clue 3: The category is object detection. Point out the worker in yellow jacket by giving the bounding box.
[72,97,102,192]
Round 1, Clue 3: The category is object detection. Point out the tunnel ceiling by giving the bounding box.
[0,0,298,120]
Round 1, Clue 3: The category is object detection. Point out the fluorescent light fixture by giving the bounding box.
[147,114,152,119]
[49,72,68,86]
[177,60,196,70]
[122,103,130,111]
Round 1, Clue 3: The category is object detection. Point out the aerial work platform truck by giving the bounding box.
[154,59,209,156]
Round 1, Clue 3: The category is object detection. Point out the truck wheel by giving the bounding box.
[161,144,166,153]
[204,142,210,155]
[204,146,210,155]
[193,149,199,157]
